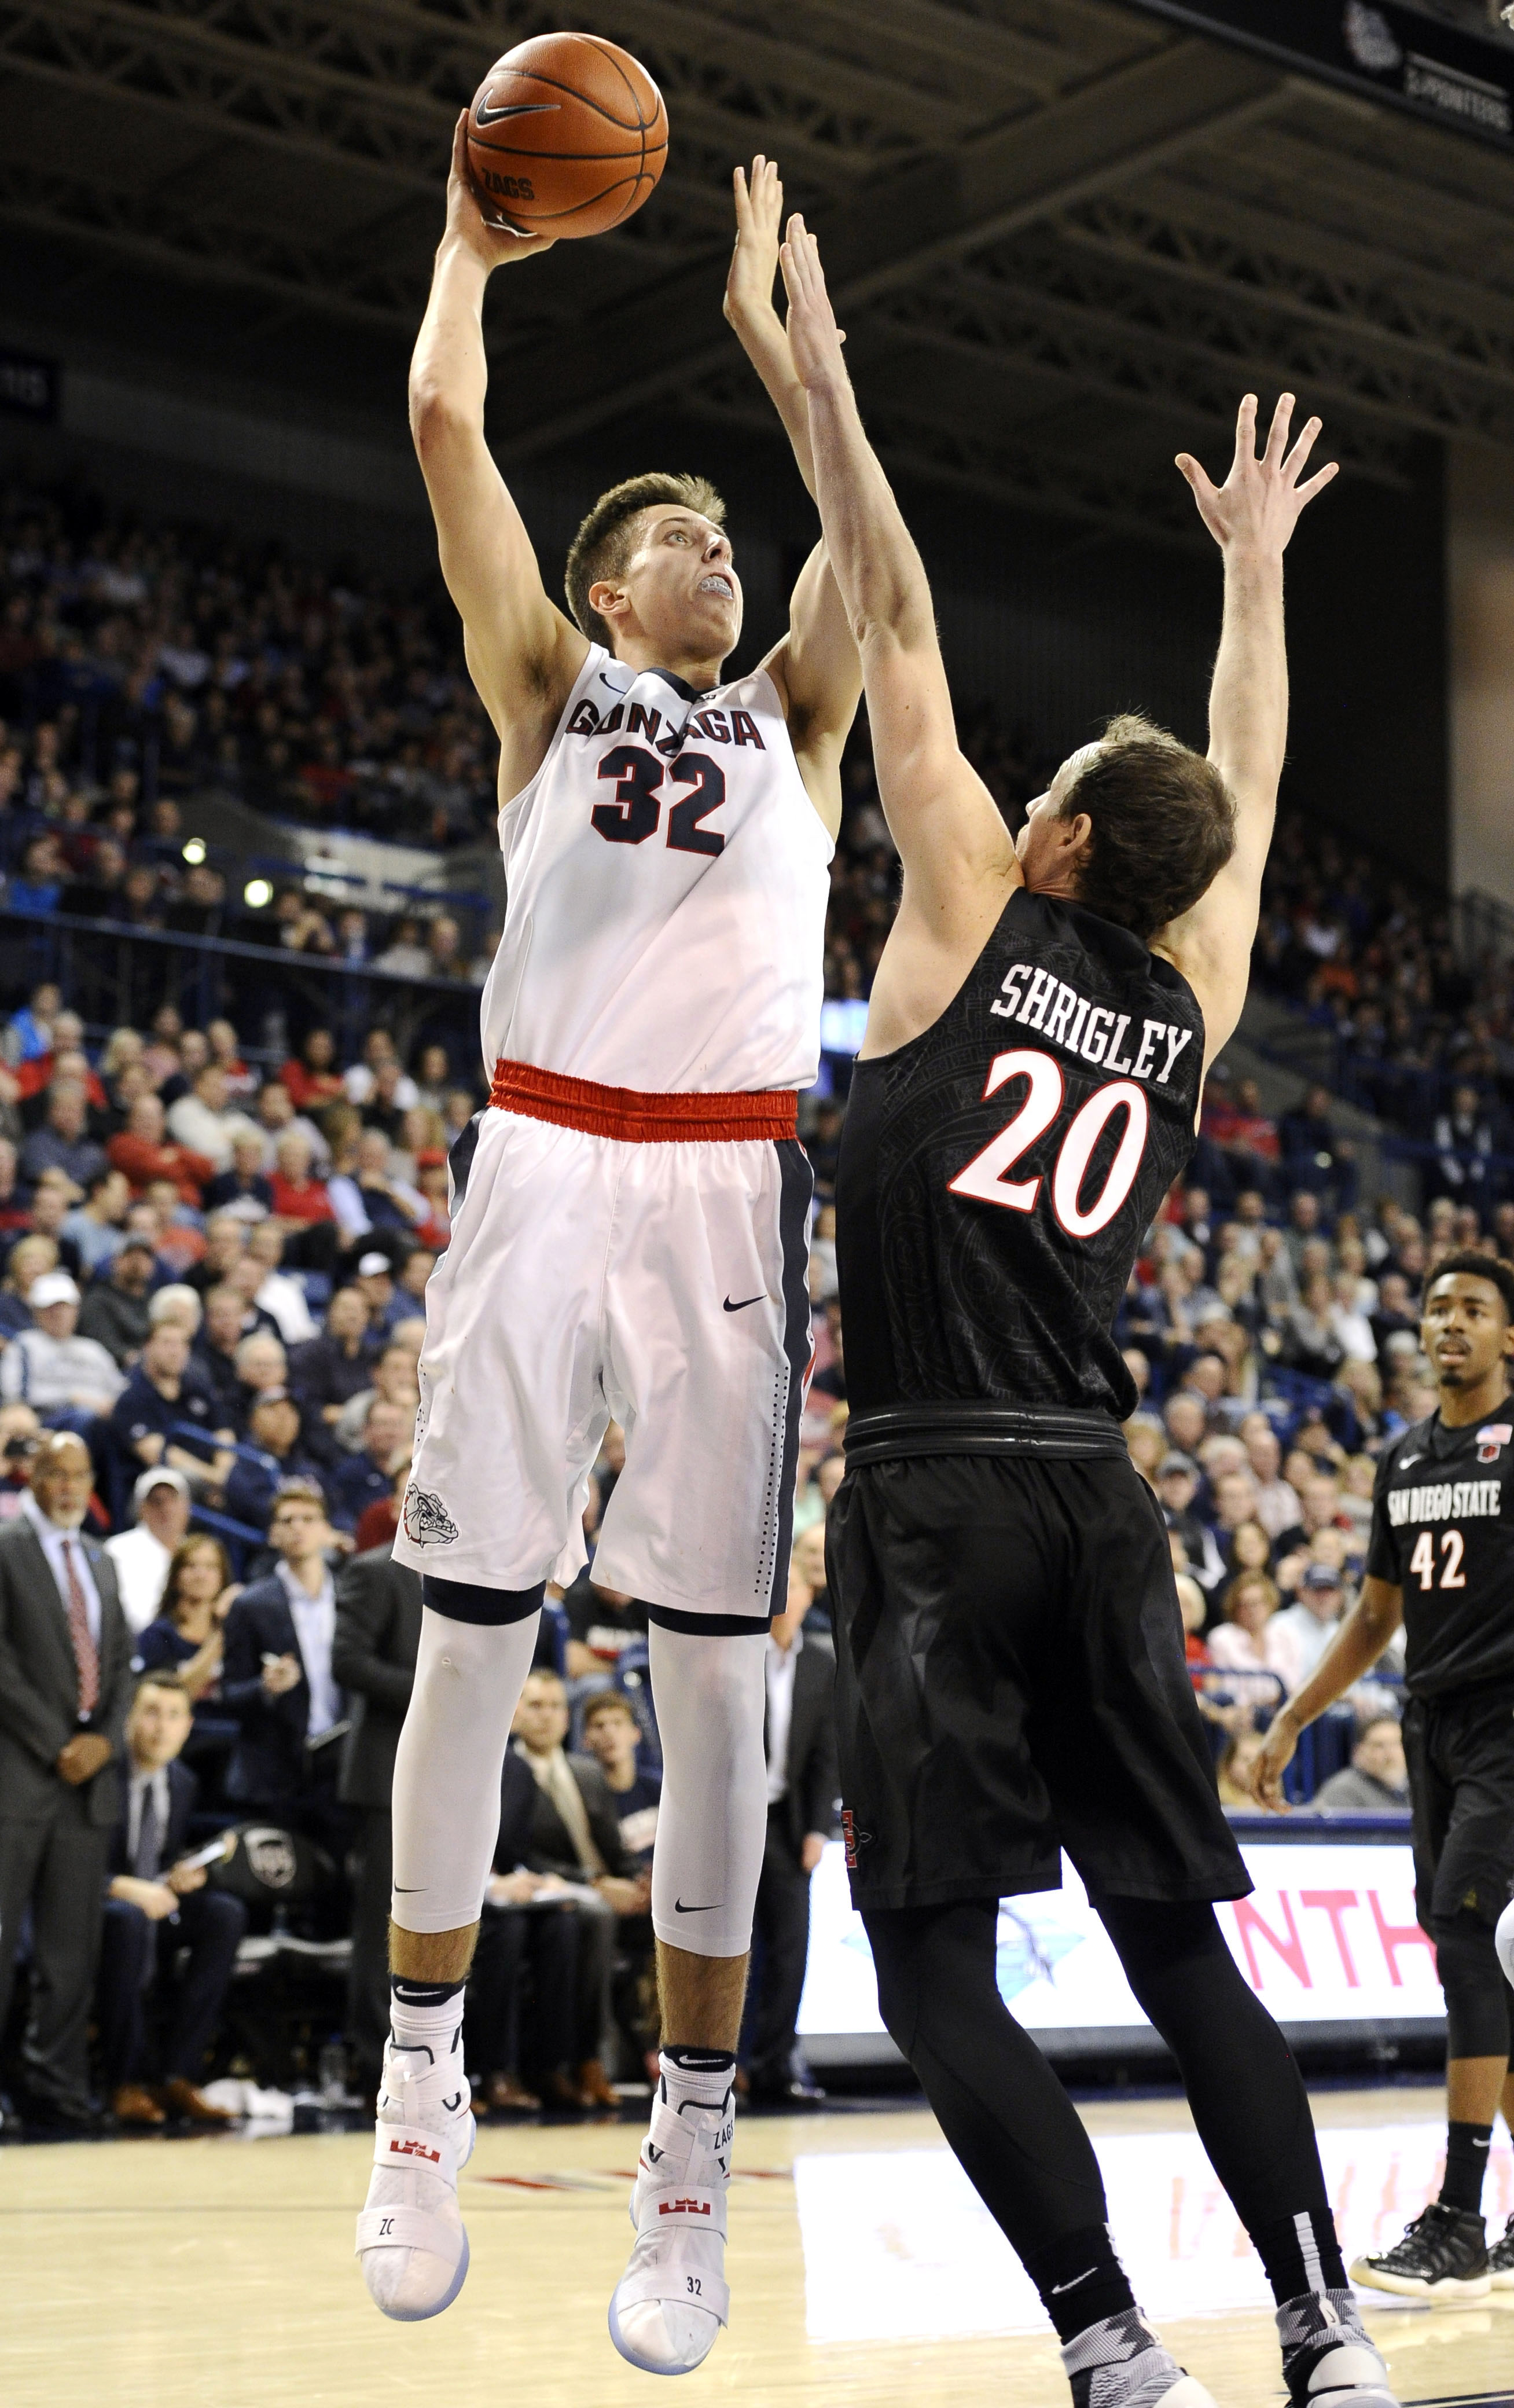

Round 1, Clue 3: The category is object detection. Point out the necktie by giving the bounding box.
[61,1537,100,1717]
[135,1780,162,1878]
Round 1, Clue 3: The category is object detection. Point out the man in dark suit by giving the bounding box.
[469,1742,580,2113]
[746,1576,839,2106]
[512,1668,646,2110]
[331,1543,422,2089]
[97,1669,247,2126]
[221,1478,349,1859]
[0,1431,134,2125]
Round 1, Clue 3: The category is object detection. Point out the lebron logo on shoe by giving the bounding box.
[402,1486,459,1547]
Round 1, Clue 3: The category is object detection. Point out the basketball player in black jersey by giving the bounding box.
[1256,1254,1514,2301]
[778,222,1396,2408]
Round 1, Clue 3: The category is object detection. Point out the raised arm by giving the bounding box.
[723,161,860,838]
[1156,394,1336,1061]
[409,113,589,794]
[778,219,1016,959]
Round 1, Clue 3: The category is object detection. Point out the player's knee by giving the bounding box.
[1432,1909,1512,2062]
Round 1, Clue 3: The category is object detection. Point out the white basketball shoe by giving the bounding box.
[608,2062,733,2374]
[355,2022,476,2320]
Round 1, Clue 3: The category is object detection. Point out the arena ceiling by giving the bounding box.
[5,0,1514,542]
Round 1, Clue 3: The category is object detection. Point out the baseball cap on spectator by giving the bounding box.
[357,1252,392,1278]
[30,1272,80,1309]
[133,1465,190,1507]
[1302,1564,1342,1592]
[1159,1452,1198,1479]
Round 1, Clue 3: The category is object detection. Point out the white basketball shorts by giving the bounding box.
[391,1059,815,1629]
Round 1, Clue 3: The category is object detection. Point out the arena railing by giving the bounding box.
[0,901,483,1064]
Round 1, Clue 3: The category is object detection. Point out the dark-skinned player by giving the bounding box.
[1256,1252,1514,2300]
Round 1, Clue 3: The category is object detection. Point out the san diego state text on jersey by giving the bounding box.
[1367,1412,1514,1695]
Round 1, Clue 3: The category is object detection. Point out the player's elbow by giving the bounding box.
[409,380,476,463]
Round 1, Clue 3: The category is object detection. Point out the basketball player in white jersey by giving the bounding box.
[353,130,859,2373]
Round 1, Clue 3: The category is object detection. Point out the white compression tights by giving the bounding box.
[389,1611,771,1961]
[390,1607,542,1935]
[648,1624,769,1961]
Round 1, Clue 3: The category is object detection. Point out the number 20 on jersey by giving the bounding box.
[949,1047,1150,1240]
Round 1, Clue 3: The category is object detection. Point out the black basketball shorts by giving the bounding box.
[826,1450,1251,1914]
[1403,1680,1514,1933]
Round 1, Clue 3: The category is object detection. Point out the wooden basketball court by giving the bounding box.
[5,2084,1511,2408]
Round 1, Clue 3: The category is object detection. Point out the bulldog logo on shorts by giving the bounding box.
[403,1485,458,1546]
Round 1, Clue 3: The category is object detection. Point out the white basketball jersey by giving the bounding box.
[480,645,833,1093]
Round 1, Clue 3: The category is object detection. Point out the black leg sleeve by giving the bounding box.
[863,1899,1110,2259]
[1098,1896,1330,2229]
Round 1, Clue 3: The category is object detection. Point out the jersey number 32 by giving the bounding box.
[949,1048,1149,1240]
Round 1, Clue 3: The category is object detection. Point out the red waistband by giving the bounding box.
[488,1058,798,1143]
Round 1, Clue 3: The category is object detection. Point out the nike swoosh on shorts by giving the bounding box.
[674,1900,723,1914]
[723,1294,765,1313]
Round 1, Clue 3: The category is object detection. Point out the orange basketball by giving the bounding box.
[465,32,667,240]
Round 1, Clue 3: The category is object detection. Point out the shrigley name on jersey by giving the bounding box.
[480,645,833,1094]
[836,887,1206,1434]
[1367,1407,1514,1696]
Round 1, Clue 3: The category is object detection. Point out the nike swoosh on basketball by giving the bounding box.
[474,98,558,125]
[674,1899,723,1913]
[723,1293,765,1312]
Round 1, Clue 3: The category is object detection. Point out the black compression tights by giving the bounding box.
[863,1895,1331,2262]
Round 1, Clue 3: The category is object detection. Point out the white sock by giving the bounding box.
[659,2048,736,2110]
[389,1986,464,2060]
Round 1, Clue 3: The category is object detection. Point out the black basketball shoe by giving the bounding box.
[1489,2209,1514,2289]
[1349,2203,1490,2300]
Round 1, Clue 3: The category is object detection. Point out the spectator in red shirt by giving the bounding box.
[413,1151,450,1251]
[279,1027,345,1112]
[268,1131,336,1226]
[107,1093,214,1207]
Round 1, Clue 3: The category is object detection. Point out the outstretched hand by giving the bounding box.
[1177,394,1336,559]
[725,155,785,332]
[444,111,557,269]
[778,216,849,396]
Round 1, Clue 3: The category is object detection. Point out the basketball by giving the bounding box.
[465,32,667,240]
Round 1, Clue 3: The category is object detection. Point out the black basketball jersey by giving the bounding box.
[836,886,1204,1440]
[1366,1403,1514,1697]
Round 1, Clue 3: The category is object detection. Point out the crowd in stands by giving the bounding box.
[0,478,499,851]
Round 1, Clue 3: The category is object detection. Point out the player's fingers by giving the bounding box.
[450,111,469,177]
[1264,391,1295,469]
[1295,460,1339,505]
[1280,413,1322,483]
[1174,454,1217,508]
[1233,392,1258,467]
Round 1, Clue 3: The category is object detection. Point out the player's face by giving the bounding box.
[612,509,743,662]
[1015,744,1100,886]
[1421,1272,1514,1390]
